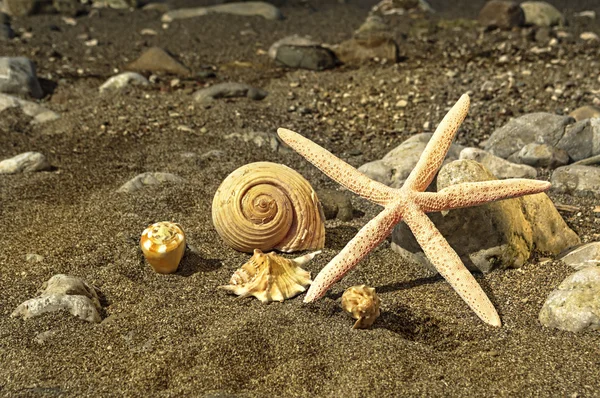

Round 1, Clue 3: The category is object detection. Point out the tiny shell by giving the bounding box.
[140,221,186,274]
[220,249,320,303]
[341,285,381,329]
[212,161,325,253]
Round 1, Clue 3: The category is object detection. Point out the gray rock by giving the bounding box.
[574,154,600,166]
[392,160,579,273]
[0,57,43,99]
[0,152,51,173]
[13,295,101,323]
[478,0,525,29]
[520,1,565,27]
[0,24,15,40]
[317,189,354,221]
[370,0,433,15]
[539,267,600,332]
[357,158,393,185]
[117,172,185,192]
[358,133,463,188]
[225,131,289,153]
[510,142,569,168]
[0,93,60,124]
[484,113,574,159]
[193,82,267,104]
[268,35,320,60]
[459,147,537,179]
[557,118,600,162]
[569,105,600,122]
[551,165,600,197]
[92,0,138,9]
[39,274,101,300]
[334,32,398,65]
[162,2,283,23]
[11,274,101,323]
[559,242,600,270]
[275,44,338,71]
[99,72,149,93]
[126,47,190,77]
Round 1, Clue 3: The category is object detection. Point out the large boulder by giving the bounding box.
[392,160,579,273]
[484,113,574,160]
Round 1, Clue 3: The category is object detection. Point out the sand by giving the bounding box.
[2,0,600,396]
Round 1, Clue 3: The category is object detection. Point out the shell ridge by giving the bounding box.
[213,162,325,253]
[220,249,317,302]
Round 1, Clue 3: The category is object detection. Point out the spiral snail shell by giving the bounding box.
[140,221,186,274]
[341,285,381,329]
[212,162,325,253]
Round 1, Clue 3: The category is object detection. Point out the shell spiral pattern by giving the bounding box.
[212,162,325,253]
[341,285,381,329]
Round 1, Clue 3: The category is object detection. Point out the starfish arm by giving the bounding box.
[277,128,397,206]
[304,206,402,302]
[404,94,470,192]
[402,204,502,327]
[415,179,551,213]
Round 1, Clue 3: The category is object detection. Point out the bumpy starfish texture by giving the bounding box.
[277,94,551,327]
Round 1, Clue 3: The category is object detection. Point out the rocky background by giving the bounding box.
[1,0,600,397]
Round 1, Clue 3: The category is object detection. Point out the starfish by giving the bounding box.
[277,94,551,327]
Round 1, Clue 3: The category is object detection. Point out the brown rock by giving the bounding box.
[125,47,191,76]
[521,193,580,254]
[392,160,579,273]
[478,0,525,29]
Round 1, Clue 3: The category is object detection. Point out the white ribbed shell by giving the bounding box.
[220,249,320,303]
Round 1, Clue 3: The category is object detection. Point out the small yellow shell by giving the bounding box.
[140,221,186,274]
[341,285,381,329]
[212,162,325,253]
[220,249,320,303]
